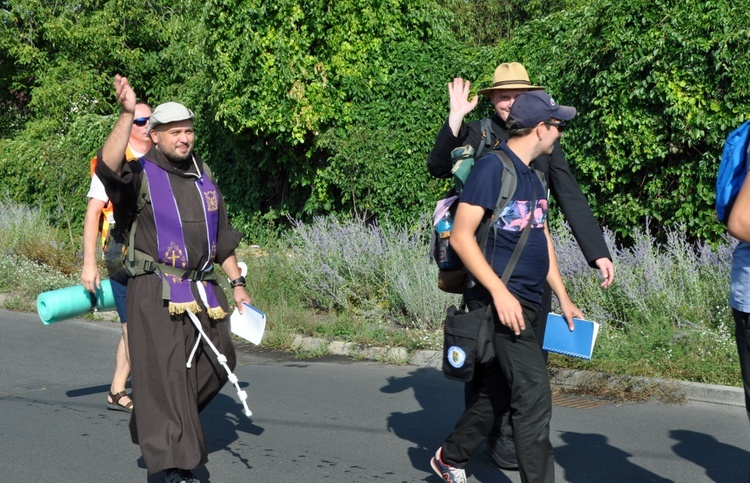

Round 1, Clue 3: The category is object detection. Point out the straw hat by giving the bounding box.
[477,62,544,96]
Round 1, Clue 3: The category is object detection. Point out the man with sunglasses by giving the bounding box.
[431,91,582,483]
[427,63,614,471]
[81,100,152,414]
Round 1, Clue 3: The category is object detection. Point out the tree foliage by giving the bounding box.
[0,0,204,227]
[198,0,456,226]
[0,0,749,245]
[310,38,493,224]
[502,0,750,241]
[439,0,584,47]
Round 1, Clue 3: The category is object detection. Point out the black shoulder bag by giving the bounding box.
[442,178,538,382]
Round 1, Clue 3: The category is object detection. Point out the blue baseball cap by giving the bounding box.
[508,90,576,129]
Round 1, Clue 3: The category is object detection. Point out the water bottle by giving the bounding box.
[436,213,457,271]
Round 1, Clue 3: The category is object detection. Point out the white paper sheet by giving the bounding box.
[230,303,266,345]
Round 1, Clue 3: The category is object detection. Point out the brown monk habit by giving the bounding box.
[96,145,242,474]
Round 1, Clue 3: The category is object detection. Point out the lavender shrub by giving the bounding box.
[283,214,457,329]
[284,215,387,311]
[550,220,739,382]
[283,213,739,382]
[0,199,79,301]
[551,220,734,330]
[379,217,460,330]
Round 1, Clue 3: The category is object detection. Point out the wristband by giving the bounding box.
[230,276,246,288]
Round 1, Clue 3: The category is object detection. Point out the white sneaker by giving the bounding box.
[430,447,467,483]
[164,468,200,483]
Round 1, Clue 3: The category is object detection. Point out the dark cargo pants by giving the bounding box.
[442,297,554,483]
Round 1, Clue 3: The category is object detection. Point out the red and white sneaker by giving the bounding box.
[430,447,467,483]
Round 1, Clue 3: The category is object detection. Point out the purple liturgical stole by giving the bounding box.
[142,158,226,319]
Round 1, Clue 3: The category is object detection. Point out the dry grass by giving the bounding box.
[549,368,687,405]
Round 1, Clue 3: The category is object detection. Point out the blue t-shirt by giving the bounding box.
[459,143,549,306]
[731,241,750,313]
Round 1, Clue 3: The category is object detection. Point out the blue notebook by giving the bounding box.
[543,313,600,360]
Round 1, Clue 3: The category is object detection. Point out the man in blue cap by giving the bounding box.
[428,63,614,472]
[430,90,582,483]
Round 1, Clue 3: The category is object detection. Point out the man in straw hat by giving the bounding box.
[431,90,583,483]
[428,63,614,471]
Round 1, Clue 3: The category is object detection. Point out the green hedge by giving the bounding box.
[501,0,750,241]
[2,0,749,245]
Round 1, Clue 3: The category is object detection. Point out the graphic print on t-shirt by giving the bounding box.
[498,199,548,231]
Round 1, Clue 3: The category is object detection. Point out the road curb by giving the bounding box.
[291,335,745,407]
[673,379,745,406]
[547,367,745,407]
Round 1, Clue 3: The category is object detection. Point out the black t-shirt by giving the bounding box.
[459,143,549,306]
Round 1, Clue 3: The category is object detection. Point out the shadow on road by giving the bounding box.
[556,432,673,483]
[381,368,516,482]
[65,382,131,398]
[137,391,264,483]
[670,429,750,483]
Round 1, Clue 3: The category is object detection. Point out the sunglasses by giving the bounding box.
[133,117,149,127]
[544,120,566,132]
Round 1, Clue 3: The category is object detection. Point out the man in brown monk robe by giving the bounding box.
[96,74,252,483]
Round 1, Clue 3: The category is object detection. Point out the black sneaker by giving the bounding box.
[164,468,200,483]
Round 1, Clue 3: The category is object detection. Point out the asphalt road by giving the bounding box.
[1,308,748,482]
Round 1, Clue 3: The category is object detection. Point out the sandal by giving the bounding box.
[106,390,133,412]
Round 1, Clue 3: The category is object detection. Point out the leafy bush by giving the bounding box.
[0,0,211,232]
[441,0,584,47]
[3,0,750,247]
[502,0,750,242]
[0,114,111,233]
[308,38,493,225]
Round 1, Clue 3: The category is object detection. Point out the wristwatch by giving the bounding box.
[230,276,246,288]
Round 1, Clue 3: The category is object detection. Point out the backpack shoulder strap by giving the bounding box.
[125,164,152,276]
[476,118,496,159]
[489,150,517,220]
[493,150,539,283]
[136,168,151,212]
[476,150,540,284]
[533,167,547,199]
[474,150,517,255]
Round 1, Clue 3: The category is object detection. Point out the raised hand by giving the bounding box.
[447,77,479,136]
[101,75,138,173]
[113,74,137,114]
